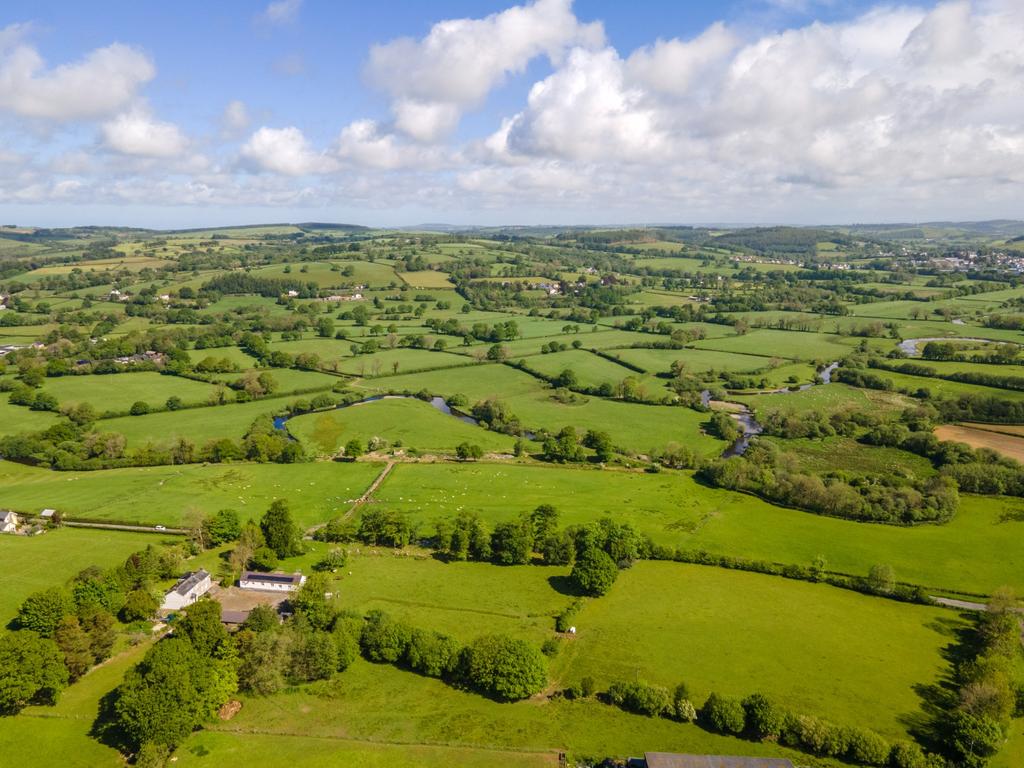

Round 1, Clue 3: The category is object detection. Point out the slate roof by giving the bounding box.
[173,569,211,596]
[644,755,795,768]
[241,571,304,585]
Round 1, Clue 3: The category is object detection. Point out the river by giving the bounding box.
[716,361,838,458]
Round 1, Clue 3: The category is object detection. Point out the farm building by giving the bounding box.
[239,570,307,592]
[160,569,213,611]
[630,755,794,768]
[40,508,56,520]
[0,510,20,534]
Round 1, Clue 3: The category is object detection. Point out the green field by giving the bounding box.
[0,527,161,625]
[0,459,383,528]
[370,462,1024,595]
[100,397,297,448]
[692,329,856,361]
[287,397,520,455]
[357,364,725,456]
[42,372,219,412]
[554,561,959,738]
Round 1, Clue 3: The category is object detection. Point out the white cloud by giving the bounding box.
[102,106,189,157]
[221,100,250,135]
[626,23,739,95]
[335,119,449,169]
[0,25,154,120]
[260,0,302,26]
[241,126,328,175]
[365,0,603,141]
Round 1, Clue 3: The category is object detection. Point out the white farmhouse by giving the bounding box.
[0,510,19,534]
[239,570,306,592]
[160,569,213,612]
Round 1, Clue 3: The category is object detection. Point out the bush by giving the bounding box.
[847,727,890,766]
[570,547,618,596]
[607,680,671,717]
[459,634,547,701]
[129,400,150,416]
[702,692,746,734]
[555,600,583,633]
[360,611,412,664]
[743,693,784,740]
[889,740,928,768]
[796,715,849,757]
[541,637,561,657]
[121,589,158,622]
[405,629,460,678]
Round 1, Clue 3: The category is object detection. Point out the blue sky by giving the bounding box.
[0,0,1021,228]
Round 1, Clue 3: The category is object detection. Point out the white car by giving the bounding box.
[154,525,166,531]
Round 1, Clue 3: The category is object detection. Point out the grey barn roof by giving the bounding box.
[173,569,210,596]
[644,755,794,768]
[242,570,303,585]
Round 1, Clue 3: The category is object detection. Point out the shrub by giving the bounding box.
[796,715,849,757]
[360,611,412,664]
[541,637,561,657]
[129,400,150,416]
[405,629,460,678]
[702,692,746,734]
[846,727,890,766]
[459,634,547,701]
[606,680,671,717]
[889,740,928,768]
[743,693,784,740]
[121,589,158,622]
[570,547,618,596]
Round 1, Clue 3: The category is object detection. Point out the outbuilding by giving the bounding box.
[160,569,213,612]
[239,570,306,592]
[631,755,795,768]
[0,510,20,534]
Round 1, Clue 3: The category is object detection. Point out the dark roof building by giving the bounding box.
[637,755,794,768]
[239,570,307,591]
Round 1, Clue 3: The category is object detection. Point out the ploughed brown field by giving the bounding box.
[935,423,1024,464]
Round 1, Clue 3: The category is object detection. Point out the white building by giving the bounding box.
[239,570,306,592]
[0,510,19,534]
[160,569,213,611]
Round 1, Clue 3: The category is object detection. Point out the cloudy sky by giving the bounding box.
[0,0,1021,228]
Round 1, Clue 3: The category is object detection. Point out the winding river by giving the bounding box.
[717,361,839,458]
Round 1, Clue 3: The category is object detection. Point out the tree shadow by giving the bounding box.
[90,688,132,755]
[548,574,584,597]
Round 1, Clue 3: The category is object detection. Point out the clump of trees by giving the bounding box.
[698,442,959,525]
[359,610,547,701]
[595,680,930,768]
[936,588,1024,767]
[2,544,185,714]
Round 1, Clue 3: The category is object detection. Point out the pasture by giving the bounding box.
[0,527,160,626]
[286,397,520,455]
[555,561,960,738]
[0,459,383,528]
[42,372,219,413]
[370,462,1024,594]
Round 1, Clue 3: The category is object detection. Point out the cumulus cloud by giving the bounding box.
[6,0,1024,223]
[102,106,189,157]
[365,0,604,141]
[241,126,330,175]
[0,25,155,120]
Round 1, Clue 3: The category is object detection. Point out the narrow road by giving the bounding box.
[931,596,991,612]
[65,521,187,534]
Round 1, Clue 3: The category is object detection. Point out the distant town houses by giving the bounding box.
[239,570,307,592]
[160,569,213,612]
